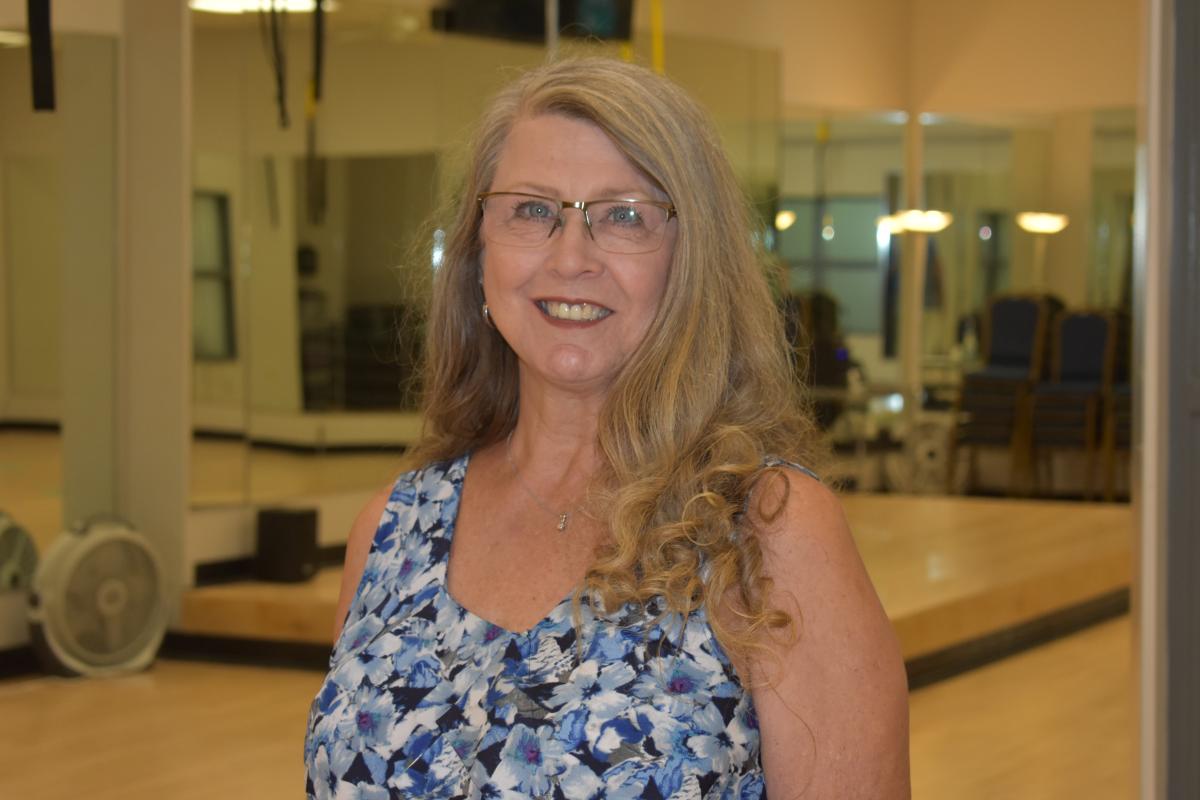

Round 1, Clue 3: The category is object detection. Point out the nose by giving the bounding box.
[546,207,601,276]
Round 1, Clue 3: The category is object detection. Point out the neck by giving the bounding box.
[510,372,605,472]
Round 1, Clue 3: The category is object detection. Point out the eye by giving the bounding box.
[604,203,644,226]
[513,198,557,221]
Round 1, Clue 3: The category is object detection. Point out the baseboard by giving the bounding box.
[193,543,347,585]
[905,588,1130,690]
[245,439,408,455]
[0,420,60,432]
[160,633,331,671]
[0,645,39,680]
[193,427,408,455]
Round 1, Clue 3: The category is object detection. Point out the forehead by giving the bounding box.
[489,113,658,198]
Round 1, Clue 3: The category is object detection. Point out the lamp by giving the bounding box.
[877,209,954,234]
[1016,211,1069,287]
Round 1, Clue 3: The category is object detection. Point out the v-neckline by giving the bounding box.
[439,452,582,640]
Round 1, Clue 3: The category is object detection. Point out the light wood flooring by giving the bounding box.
[0,615,1133,799]
[2,429,1138,797]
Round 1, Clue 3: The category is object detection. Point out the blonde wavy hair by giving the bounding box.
[411,56,823,667]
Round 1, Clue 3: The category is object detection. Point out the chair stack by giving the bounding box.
[1100,313,1133,500]
[947,293,1063,493]
[780,290,850,430]
[1025,310,1125,499]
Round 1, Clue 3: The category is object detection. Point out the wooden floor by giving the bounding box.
[0,615,1133,799]
[910,615,1134,799]
[2,429,1139,796]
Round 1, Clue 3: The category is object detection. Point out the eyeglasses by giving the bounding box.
[477,191,677,255]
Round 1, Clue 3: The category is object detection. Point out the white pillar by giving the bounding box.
[117,0,191,609]
[59,34,119,524]
[900,115,927,404]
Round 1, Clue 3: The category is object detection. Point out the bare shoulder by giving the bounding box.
[332,482,395,639]
[746,467,910,799]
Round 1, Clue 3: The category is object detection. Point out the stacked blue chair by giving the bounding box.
[947,293,1063,494]
[1026,310,1123,499]
[1102,313,1133,500]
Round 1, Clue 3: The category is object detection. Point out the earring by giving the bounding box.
[482,303,495,328]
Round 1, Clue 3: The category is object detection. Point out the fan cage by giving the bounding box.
[29,521,168,677]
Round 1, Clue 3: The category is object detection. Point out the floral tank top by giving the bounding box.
[304,454,772,799]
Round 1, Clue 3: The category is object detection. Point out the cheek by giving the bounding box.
[640,250,673,317]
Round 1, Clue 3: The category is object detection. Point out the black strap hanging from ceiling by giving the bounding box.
[258,0,289,128]
[27,0,55,111]
[305,0,327,226]
[312,0,325,102]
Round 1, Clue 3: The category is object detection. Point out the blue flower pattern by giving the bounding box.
[305,455,767,799]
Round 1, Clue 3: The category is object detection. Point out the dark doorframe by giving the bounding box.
[1137,0,1200,796]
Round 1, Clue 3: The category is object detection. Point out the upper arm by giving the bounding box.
[746,471,910,799]
[332,483,394,639]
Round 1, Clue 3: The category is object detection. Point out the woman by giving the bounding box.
[305,57,908,799]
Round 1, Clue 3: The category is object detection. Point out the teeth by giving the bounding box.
[539,301,611,321]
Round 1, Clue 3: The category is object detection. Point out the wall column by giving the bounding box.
[116,0,191,609]
[59,35,118,526]
[1046,111,1094,306]
[899,115,927,403]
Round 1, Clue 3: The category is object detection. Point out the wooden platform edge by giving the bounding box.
[1,588,1132,684]
[194,544,347,585]
[905,587,1131,690]
[164,587,1132,683]
[158,632,332,672]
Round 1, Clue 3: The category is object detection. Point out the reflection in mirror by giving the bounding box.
[0,35,104,556]
[776,114,907,489]
[922,111,1136,501]
[239,153,438,506]
[0,152,63,555]
[294,154,433,413]
[183,14,781,507]
[191,152,251,508]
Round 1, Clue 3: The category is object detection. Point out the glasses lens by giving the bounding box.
[480,194,672,254]
[481,193,560,247]
[588,201,670,254]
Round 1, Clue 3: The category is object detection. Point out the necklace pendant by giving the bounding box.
[557,513,569,532]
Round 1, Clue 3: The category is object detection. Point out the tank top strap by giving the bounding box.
[762,455,821,483]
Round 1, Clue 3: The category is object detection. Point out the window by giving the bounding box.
[192,192,236,359]
[775,195,887,334]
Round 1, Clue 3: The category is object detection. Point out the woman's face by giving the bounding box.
[480,113,676,398]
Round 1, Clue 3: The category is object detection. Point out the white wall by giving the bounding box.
[0,46,62,422]
[0,158,60,420]
[647,0,909,113]
[909,0,1139,114]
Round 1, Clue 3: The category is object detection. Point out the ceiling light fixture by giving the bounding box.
[1015,211,1069,234]
[0,30,30,47]
[189,0,335,14]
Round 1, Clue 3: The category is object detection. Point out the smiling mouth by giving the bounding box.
[536,300,613,322]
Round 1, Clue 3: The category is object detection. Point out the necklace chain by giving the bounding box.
[505,432,581,532]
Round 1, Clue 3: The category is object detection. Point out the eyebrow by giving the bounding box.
[499,183,657,201]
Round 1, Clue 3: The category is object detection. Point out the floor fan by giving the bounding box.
[28,517,168,677]
[0,511,38,590]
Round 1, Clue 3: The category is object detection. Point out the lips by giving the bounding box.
[535,299,613,322]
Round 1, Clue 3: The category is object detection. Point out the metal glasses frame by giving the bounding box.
[476,191,677,251]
